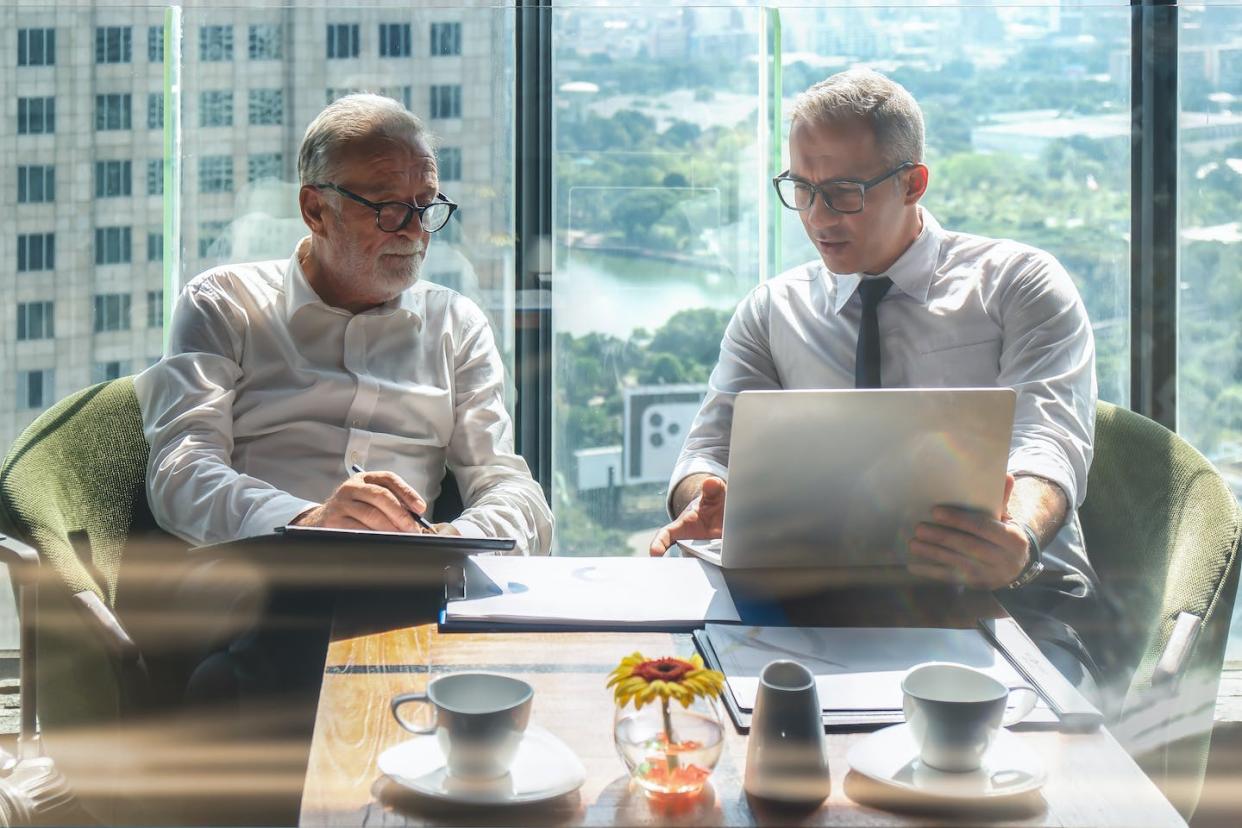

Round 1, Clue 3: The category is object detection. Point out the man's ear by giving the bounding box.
[299,185,327,235]
[903,164,929,205]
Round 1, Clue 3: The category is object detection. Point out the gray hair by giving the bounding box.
[790,68,924,167]
[297,93,436,185]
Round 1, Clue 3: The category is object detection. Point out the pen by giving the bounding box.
[348,463,436,532]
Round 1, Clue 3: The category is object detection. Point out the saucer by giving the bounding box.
[846,723,1046,802]
[378,725,586,805]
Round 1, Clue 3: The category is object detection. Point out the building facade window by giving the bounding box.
[248,152,282,183]
[17,233,54,272]
[147,233,163,263]
[147,159,163,196]
[200,90,233,127]
[95,93,132,130]
[248,89,283,126]
[17,97,55,134]
[17,166,55,203]
[94,294,132,332]
[95,227,132,265]
[147,92,163,129]
[199,155,234,193]
[430,84,462,119]
[326,23,359,59]
[199,221,231,259]
[249,24,282,60]
[18,28,56,66]
[95,160,132,198]
[148,25,163,62]
[438,147,462,181]
[16,301,54,341]
[379,23,411,58]
[199,25,234,62]
[92,361,126,384]
[95,26,132,64]
[147,290,164,327]
[17,370,54,410]
[430,22,461,57]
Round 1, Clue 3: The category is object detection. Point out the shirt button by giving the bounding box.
[350,451,360,463]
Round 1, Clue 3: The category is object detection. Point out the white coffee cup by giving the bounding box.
[391,672,533,779]
[901,662,1037,772]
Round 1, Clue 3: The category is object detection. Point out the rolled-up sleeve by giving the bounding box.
[996,255,1097,508]
[445,313,553,555]
[134,277,316,545]
[666,283,782,517]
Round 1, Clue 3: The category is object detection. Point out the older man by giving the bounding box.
[651,69,1108,698]
[137,94,552,556]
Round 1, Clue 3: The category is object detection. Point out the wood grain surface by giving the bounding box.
[300,590,1187,827]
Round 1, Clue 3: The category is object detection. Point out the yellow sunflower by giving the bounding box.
[607,651,726,710]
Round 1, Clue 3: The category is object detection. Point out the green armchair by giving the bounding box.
[1079,401,1242,818]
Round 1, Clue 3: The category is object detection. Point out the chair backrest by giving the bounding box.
[1079,400,1242,815]
[0,377,164,735]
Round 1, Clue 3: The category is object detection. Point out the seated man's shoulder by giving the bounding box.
[417,280,491,330]
[943,227,1062,275]
[184,259,287,306]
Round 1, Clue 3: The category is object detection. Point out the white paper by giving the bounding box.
[446,556,741,627]
[705,624,1033,712]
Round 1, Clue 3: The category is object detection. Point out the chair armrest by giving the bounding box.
[1152,611,1203,689]
[0,532,39,569]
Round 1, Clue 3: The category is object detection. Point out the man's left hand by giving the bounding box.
[906,473,1029,590]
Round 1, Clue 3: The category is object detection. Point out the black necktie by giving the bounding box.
[855,277,893,389]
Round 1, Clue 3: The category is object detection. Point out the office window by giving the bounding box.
[248,152,282,183]
[18,28,55,66]
[437,214,462,244]
[438,147,462,182]
[95,160,132,198]
[200,91,233,127]
[16,301,54,341]
[431,22,461,57]
[17,370,54,410]
[199,155,234,193]
[93,293,132,333]
[199,25,233,62]
[94,227,132,265]
[249,24,282,60]
[430,85,462,119]
[95,94,132,130]
[147,92,163,129]
[92,361,126,384]
[147,159,163,196]
[199,221,231,259]
[95,26,131,64]
[17,97,55,134]
[326,23,359,59]
[148,25,163,62]
[17,166,55,204]
[147,290,164,327]
[147,233,163,264]
[379,23,411,58]
[17,233,54,272]
[248,89,283,126]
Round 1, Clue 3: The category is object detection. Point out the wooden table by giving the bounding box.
[299,589,1187,827]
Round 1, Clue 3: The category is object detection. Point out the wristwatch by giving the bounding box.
[1007,521,1045,590]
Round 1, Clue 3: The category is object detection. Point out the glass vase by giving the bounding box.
[612,695,725,796]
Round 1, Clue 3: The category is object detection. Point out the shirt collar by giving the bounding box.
[284,236,424,325]
[829,207,943,315]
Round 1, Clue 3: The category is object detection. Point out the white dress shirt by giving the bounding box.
[671,208,1098,583]
[135,239,553,555]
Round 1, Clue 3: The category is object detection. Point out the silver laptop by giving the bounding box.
[678,388,1016,571]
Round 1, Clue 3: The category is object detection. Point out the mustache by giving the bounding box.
[382,241,426,256]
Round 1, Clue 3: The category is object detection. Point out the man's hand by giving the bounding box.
[292,470,431,533]
[649,476,727,556]
[433,523,461,536]
[906,473,1030,590]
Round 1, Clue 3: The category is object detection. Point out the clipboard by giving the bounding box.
[272,524,515,553]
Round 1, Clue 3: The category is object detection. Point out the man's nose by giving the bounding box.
[804,194,842,230]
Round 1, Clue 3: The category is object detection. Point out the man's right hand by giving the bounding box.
[649,475,727,556]
[291,470,430,533]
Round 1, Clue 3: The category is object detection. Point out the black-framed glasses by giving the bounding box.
[311,182,458,233]
[772,162,915,215]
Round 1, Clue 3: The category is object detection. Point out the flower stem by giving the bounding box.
[661,697,681,771]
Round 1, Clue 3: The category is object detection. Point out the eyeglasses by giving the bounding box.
[772,162,915,215]
[310,183,458,233]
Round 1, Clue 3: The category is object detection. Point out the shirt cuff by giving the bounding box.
[239,494,321,540]
[666,457,729,519]
[450,518,486,539]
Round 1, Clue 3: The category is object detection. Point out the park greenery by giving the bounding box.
[550,36,1242,556]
